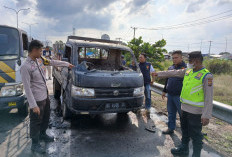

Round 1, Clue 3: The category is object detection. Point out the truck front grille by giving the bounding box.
[95,88,134,98]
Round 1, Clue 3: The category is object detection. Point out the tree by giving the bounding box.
[54,40,65,54]
[219,52,230,55]
[128,36,167,70]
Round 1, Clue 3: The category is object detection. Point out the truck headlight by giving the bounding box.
[71,85,95,98]
[0,83,24,97]
[133,86,144,97]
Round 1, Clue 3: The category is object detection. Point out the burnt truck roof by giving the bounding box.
[66,36,132,52]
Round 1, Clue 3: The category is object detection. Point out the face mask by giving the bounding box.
[187,63,194,69]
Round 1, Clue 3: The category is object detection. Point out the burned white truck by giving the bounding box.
[53,36,144,118]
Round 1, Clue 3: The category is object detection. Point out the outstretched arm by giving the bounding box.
[153,69,186,79]
[40,57,74,68]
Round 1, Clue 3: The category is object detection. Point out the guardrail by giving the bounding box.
[150,83,232,124]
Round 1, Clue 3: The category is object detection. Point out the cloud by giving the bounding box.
[217,0,232,6]
[126,0,151,14]
[186,0,206,13]
[15,0,118,31]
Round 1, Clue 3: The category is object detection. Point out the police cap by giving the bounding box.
[188,51,203,62]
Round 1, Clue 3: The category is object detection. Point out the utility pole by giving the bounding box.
[131,27,137,39]
[4,6,30,28]
[225,38,227,52]
[73,27,76,36]
[200,40,202,51]
[188,44,190,53]
[208,41,212,56]
[22,22,38,40]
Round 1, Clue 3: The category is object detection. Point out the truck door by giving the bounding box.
[61,45,72,90]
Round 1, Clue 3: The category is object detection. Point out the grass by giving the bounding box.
[213,74,232,106]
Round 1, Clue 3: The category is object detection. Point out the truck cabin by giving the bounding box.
[0,25,29,60]
[77,47,138,71]
[64,36,139,72]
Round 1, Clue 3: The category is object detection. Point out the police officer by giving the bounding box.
[153,51,213,157]
[20,40,74,154]
[162,50,186,134]
[139,53,155,110]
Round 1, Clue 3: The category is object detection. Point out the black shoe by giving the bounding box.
[171,144,189,155]
[162,129,174,135]
[40,133,54,142]
[31,143,46,154]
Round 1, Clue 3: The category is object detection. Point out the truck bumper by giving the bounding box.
[0,94,27,111]
[69,95,144,114]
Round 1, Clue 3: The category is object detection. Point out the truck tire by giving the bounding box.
[61,89,72,120]
[53,77,61,100]
[62,102,72,120]
[18,102,29,117]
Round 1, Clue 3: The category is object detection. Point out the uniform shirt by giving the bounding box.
[139,62,155,85]
[157,68,213,119]
[20,56,70,109]
[163,61,186,96]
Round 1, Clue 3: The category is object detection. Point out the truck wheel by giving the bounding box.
[61,89,72,120]
[53,78,61,100]
[62,102,72,120]
[18,102,29,117]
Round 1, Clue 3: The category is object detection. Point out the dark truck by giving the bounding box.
[53,36,144,118]
[0,25,29,116]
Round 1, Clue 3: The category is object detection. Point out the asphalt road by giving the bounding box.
[0,79,224,157]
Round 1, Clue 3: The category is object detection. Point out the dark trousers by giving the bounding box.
[167,94,181,130]
[144,84,151,109]
[181,110,203,151]
[30,97,50,142]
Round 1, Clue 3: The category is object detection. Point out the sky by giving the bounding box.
[0,0,232,54]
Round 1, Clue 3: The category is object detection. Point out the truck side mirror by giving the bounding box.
[17,59,21,66]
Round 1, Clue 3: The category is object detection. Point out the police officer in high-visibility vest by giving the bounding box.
[153,51,213,157]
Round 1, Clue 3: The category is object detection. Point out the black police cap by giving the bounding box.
[188,51,203,60]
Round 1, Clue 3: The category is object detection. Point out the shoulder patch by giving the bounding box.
[185,69,192,76]
[207,78,213,86]
[195,72,203,80]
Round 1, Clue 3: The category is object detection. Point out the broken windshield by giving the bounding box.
[77,47,138,72]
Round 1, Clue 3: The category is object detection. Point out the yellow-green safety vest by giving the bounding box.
[180,68,210,108]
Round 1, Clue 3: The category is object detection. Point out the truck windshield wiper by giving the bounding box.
[84,69,97,74]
